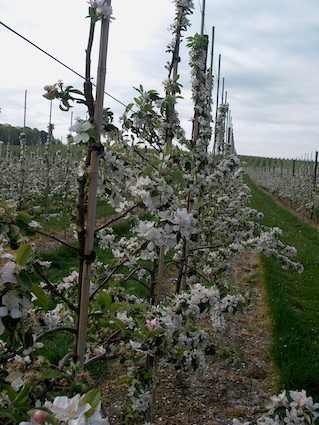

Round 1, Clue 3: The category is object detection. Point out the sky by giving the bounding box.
[1,0,319,159]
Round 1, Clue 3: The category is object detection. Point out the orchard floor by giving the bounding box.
[102,252,278,425]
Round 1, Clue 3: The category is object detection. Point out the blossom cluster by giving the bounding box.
[20,391,109,425]
[88,0,114,21]
[233,389,319,425]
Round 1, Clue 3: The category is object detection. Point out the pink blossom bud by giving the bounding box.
[43,85,52,92]
[146,319,158,330]
[60,378,67,385]
[33,410,45,423]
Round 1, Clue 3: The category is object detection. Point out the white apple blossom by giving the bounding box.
[235,390,319,425]
[42,303,75,329]
[135,221,166,249]
[111,248,124,259]
[0,261,17,286]
[116,311,135,329]
[21,393,110,425]
[61,270,79,290]
[130,387,151,413]
[88,0,114,21]
[69,118,91,144]
[130,340,142,351]
[0,290,30,321]
[170,208,197,239]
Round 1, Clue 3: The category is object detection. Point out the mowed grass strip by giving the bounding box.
[246,175,319,398]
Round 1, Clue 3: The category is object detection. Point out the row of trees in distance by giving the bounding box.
[0,123,61,146]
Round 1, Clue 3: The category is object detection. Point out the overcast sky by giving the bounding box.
[1,0,319,159]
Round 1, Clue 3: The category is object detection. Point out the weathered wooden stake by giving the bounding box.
[77,4,111,367]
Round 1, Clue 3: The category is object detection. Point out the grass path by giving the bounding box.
[246,175,319,398]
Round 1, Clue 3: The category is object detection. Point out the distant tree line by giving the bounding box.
[0,123,61,145]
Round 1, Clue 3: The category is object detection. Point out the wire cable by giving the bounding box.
[0,21,128,109]
[0,97,73,125]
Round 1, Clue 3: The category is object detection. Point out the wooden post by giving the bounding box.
[76,5,111,367]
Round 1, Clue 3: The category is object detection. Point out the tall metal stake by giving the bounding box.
[201,0,206,36]
[208,26,215,91]
[23,90,27,132]
[213,54,221,155]
[76,6,111,367]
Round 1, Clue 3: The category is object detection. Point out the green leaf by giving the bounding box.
[31,283,49,309]
[0,409,22,422]
[125,103,134,113]
[80,389,100,418]
[141,166,154,177]
[16,211,32,224]
[16,243,32,266]
[171,169,185,187]
[69,88,84,96]
[150,328,165,337]
[143,371,153,381]
[7,386,18,402]
[97,292,113,309]
[40,370,64,380]
[117,374,129,383]
[14,384,31,404]
[25,227,36,236]
[23,331,34,350]
[185,161,192,171]
[155,337,164,346]
[150,157,160,167]
[111,318,127,335]
[19,270,32,290]
[8,224,20,240]
[193,201,205,210]
[164,143,171,157]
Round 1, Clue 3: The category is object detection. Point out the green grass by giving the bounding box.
[9,143,84,158]
[37,244,79,282]
[246,175,319,398]
[38,331,74,365]
[96,201,116,221]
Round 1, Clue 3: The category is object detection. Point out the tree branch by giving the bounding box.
[32,263,79,314]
